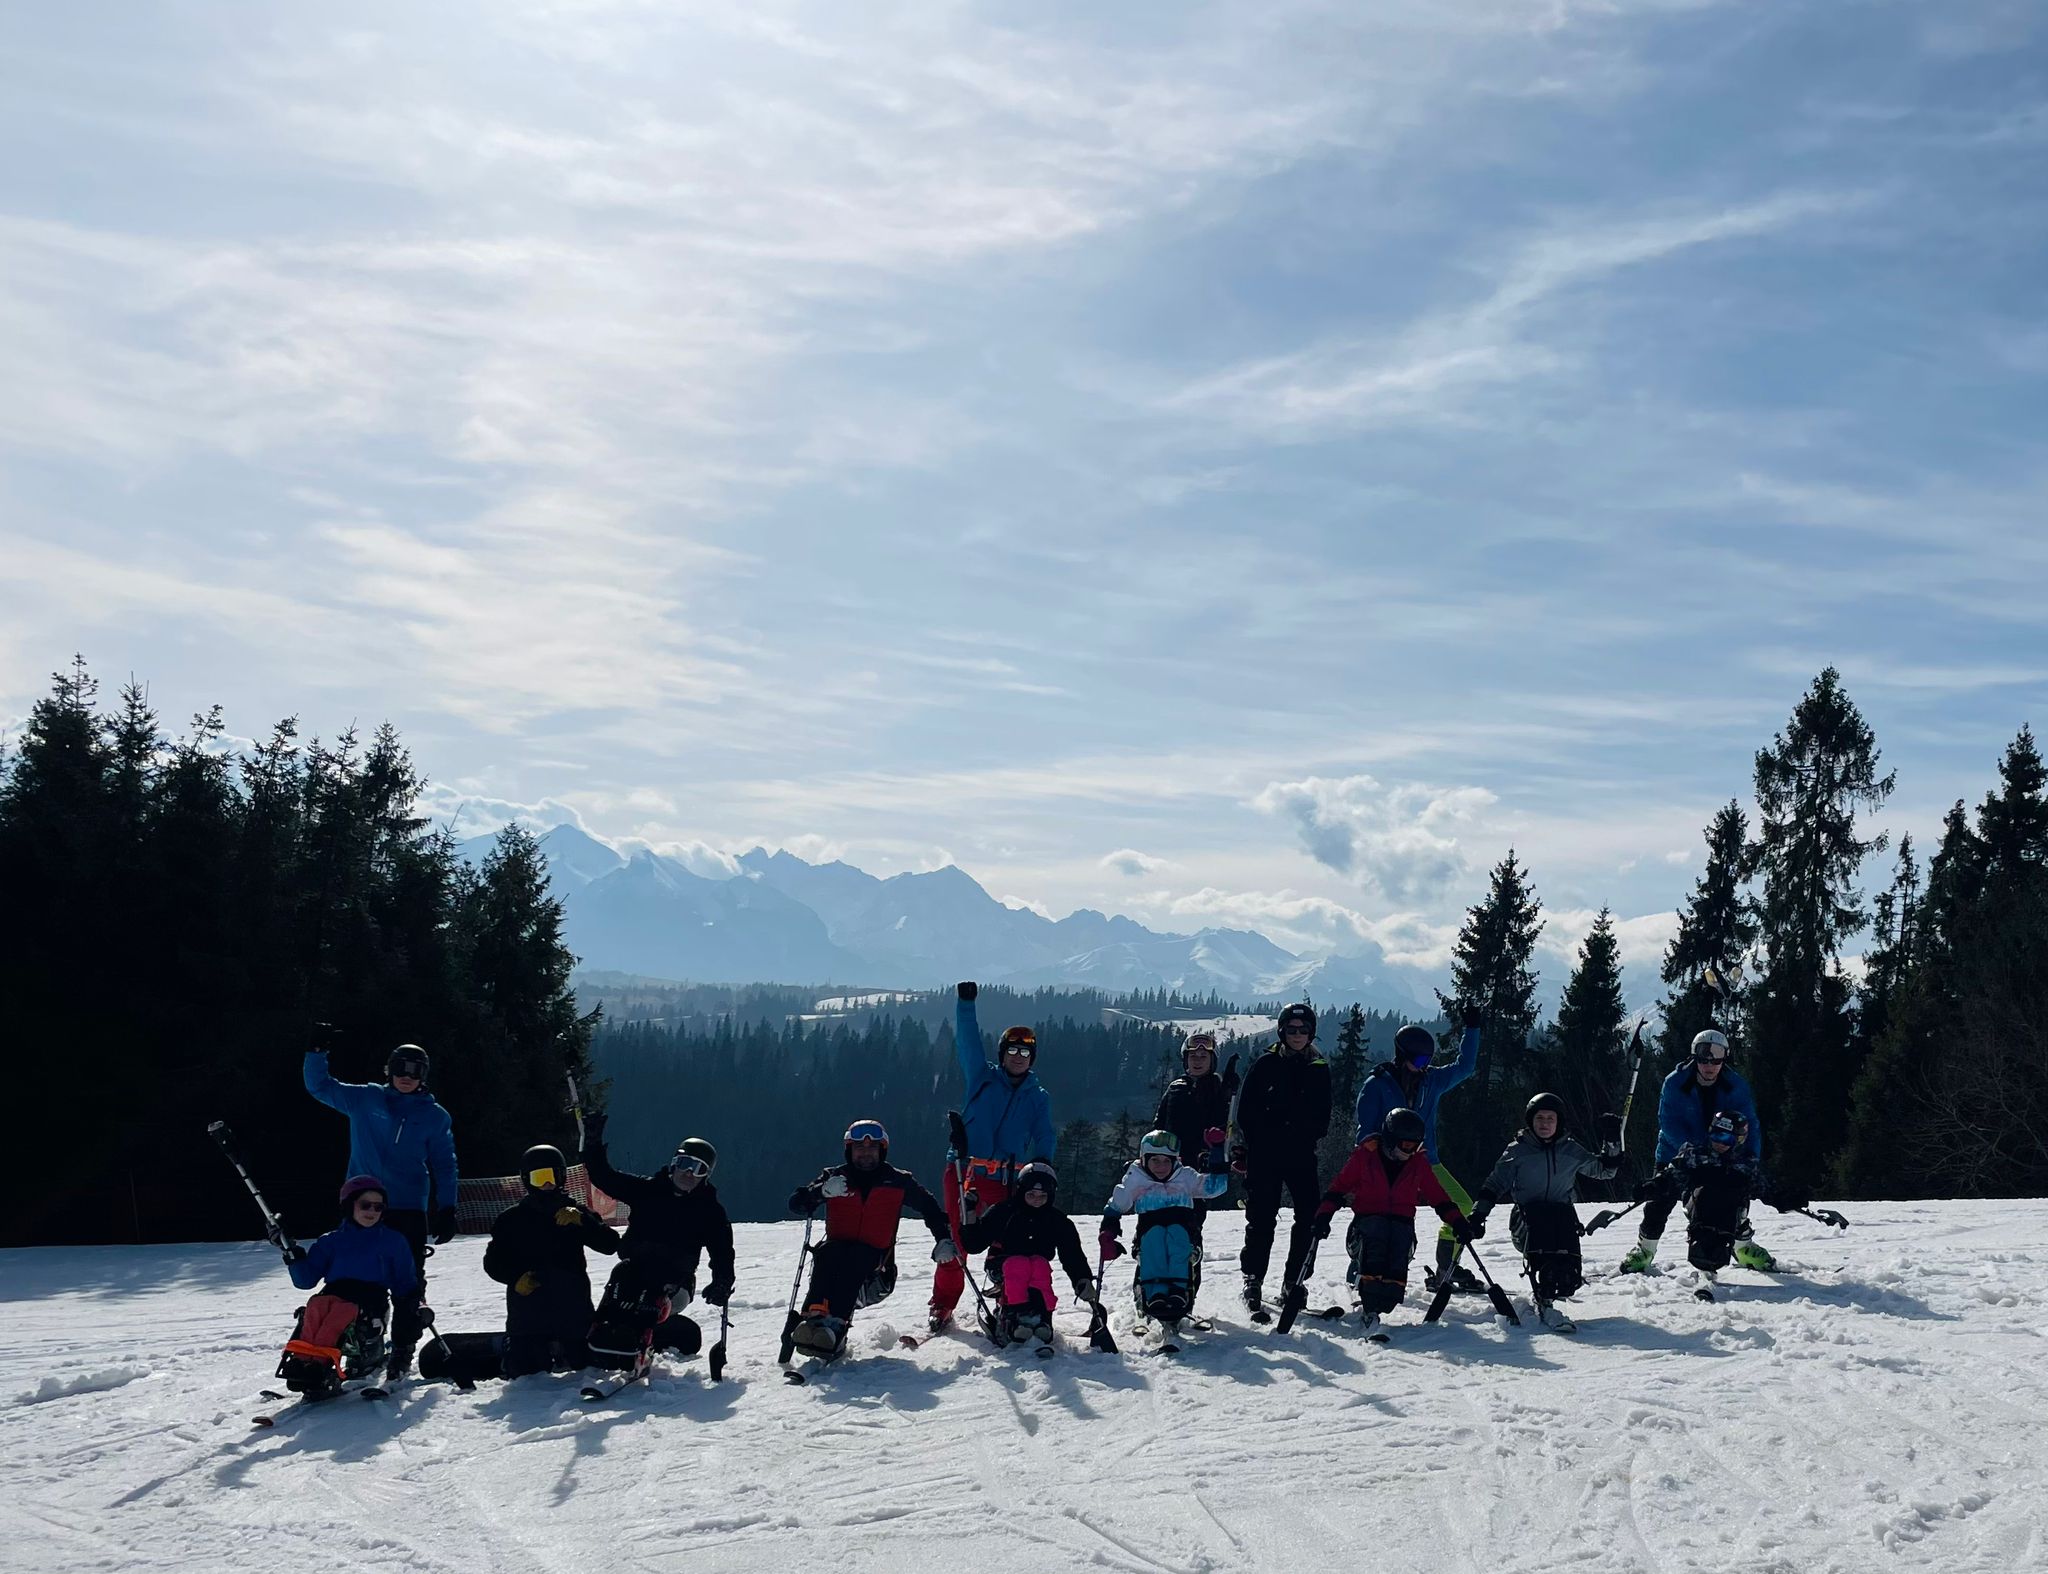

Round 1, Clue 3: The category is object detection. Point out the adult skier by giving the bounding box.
[790,1119,953,1358]
[1621,1028,1770,1273]
[1352,1006,1483,1297]
[959,1161,1096,1347]
[482,1144,623,1377]
[1312,1108,1477,1335]
[1633,1111,1818,1281]
[580,1115,735,1364]
[931,981,1055,1332]
[1468,1092,1621,1330]
[1234,1003,1333,1319]
[275,1175,420,1397]
[302,1029,458,1379]
[1100,1129,1229,1336]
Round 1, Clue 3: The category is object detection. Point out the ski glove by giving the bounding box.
[1310,1207,1335,1240]
[1457,1211,1485,1241]
[1597,1112,1625,1148]
[1467,1203,1491,1233]
[957,980,977,1001]
[1808,1208,1849,1230]
[1098,1231,1125,1262]
[514,1272,542,1296]
[308,1020,339,1054]
[554,1206,586,1227]
[1071,1275,1097,1303]
[582,1111,608,1149]
[284,1243,307,1264]
[820,1175,851,1199]
[703,1277,735,1307]
[431,1207,458,1244]
[932,1239,959,1264]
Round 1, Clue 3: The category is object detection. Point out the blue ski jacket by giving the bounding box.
[1352,1025,1480,1154]
[1654,1061,1761,1166]
[287,1219,419,1296]
[954,996,1055,1167]
[303,1052,459,1212]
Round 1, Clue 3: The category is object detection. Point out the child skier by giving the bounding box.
[581,1117,734,1369]
[787,1119,953,1360]
[278,1175,421,1397]
[1467,1092,1621,1331]
[1100,1128,1229,1336]
[482,1144,624,1377]
[1633,1111,1817,1283]
[1311,1108,1477,1335]
[1153,1031,1240,1299]
[958,1160,1096,1348]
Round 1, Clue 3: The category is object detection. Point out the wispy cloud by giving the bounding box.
[1253,774,1497,898]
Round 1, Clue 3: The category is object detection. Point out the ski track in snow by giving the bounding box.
[3,1204,2044,1572]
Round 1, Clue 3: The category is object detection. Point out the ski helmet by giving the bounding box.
[1015,1161,1058,1200]
[843,1118,889,1163]
[1392,1024,1436,1066]
[1691,1028,1731,1063]
[1139,1129,1180,1162]
[521,1144,567,1192]
[339,1174,387,1210]
[1706,1111,1748,1149]
[1379,1107,1426,1152]
[387,1044,430,1081]
[1181,1031,1218,1065]
[1277,1003,1317,1040]
[998,1025,1038,1063]
[1524,1091,1567,1129]
[672,1137,717,1178]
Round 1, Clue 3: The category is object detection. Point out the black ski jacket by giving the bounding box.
[483,1191,622,1333]
[1235,1048,1333,1156]
[1155,1073,1233,1170]
[584,1143,737,1294]
[960,1198,1094,1290]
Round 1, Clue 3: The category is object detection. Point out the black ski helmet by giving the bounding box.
[1706,1111,1748,1149]
[1015,1161,1058,1201]
[1277,1003,1317,1040]
[997,1025,1038,1064]
[521,1144,567,1192]
[1379,1107,1426,1150]
[1524,1091,1567,1130]
[387,1043,430,1082]
[843,1118,889,1164]
[1392,1024,1435,1066]
[672,1137,717,1177]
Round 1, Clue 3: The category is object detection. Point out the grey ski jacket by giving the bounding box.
[1473,1131,1619,1210]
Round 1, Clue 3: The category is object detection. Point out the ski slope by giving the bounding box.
[5,1201,2043,1573]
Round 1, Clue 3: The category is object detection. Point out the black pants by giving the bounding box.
[804,1241,895,1322]
[1347,1214,1418,1315]
[1638,1192,1678,1240]
[382,1207,430,1372]
[1512,1201,1585,1301]
[1240,1148,1320,1285]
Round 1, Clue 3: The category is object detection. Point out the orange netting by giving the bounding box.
[454,1164,627,1234]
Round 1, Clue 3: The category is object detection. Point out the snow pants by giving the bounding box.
[1511,1200,1585,1301]
[1682,1172,1753,1271]
[807,1240,897,1322]
[504,1279,596,1377]
[381,1206,430,1374]
[1135,1210,1197,1320]
[1241,1146,1320,1286]
[932,1165,1011,1315]
[1431,1166,1475,1248]
[588,1260,701,1367]
[1002,1255,1059,1315]
[1345,1214,1417,1316]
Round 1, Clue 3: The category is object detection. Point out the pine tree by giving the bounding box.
[1544,908,1629,1139]
[1318,1004,1370,1179]
[1658,801,1759,1064]
[1977,726,2048,881]
[1748,668,1894,1190]
[1436,850,1544,1180]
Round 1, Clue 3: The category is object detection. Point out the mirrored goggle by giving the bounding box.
[527,1166,560,1188]
[1390,1138,1422,1155]
[845,1123,887,1144]
[389,1059,427,1078]
[1708,1127,1741,1145]
[1000,1032,1037,1054]
[1693,1049,1729,1064]
[671,1153,711,1178]
[1021,1177,1053,1193]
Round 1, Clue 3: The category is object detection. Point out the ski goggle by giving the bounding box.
[844,1121,888,1145]
[1389,1138,1422,1157]
[1184,1035,1217,1054]
[1281,1023,1312,1037]
[351,1196,386,1212]
[1021,1176,1052,1194]
[526,1166,561,1188]
[1693,1049,1729,1065]
[389,1058,428,1080]
[999,1028,1037,1056]
[670,1153,711,1178]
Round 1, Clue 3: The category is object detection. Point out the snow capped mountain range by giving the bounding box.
[457,825,1438,1011]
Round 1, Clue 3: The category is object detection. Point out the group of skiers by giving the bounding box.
[268,985,1840,1397]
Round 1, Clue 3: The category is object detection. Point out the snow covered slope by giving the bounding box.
[6,1203,2043,1573]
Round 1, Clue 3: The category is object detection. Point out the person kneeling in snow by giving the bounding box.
[581,1117,734,1368]
[959,1161,1096,1345]
[1100,1129,1228,1329]
[483,1144,622,1377]
[787,1119,952,1359]
[1633,1112,1815,1275]
[1469,1092,1620,1329]
[1312,1108,1476,1334]
[279,1175,420,1396]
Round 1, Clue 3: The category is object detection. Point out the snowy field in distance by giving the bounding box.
[5,1201,2045,1573]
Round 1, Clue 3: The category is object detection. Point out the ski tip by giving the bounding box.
[782,1370,808,1386]
[251,1415,276,1427]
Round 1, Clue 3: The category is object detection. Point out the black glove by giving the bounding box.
[1809,1208,1849,1230]
[416,1303,437,1327]
[1221,1054,1241,1096]
[284,1243,307,1264]
[1449,1214,1480,1244]
[1769,1187,1811,1214]
[583,1111,608,1149]
[308,1021,338,1054]
[703,1276,734,1307]
[1634,1174,1673,1202]
[432,1207,458,1244]
[957,980,977,1001]
[1461,1003,1482,1030]
[1466,1204,1490,1237]
[1310,1209,1335,1240]
[1598,1112,1624,1147]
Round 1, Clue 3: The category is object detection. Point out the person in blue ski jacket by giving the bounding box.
[1621,1027,1768,1274]
[1352,1009,1484,1296]
[275,1174,420,1394]
[929,981,1055,1330]
[303,1028,459,1378]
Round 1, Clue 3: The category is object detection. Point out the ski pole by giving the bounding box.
[1616,1016,1649,1150]
[1800,1207,1850,1231]
[1274,1230,1325,1335]
[775,1211,817,1365]
[943,1112,998,1331]
[1457,1241,1522,1326]
[1583,1200,1644,1235]
[564,1069,586,1153]
[1084,1245,1118,1354]
[207,1121,292,1258]
[709,1297,732,1381]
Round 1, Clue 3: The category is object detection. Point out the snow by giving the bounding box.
[5,1203,2045,1572]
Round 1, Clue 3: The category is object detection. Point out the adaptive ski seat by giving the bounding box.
[281,1289,387,1393]
[855,1253,898,1310]
[1511,1200,1586,1301]
[1683,1171,1752,1272]
[1134,1211,1196,1322]
[1348,1215,1417,1316]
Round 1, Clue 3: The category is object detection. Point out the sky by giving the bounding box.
[3,1,2044,996]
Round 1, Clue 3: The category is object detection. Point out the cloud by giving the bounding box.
[619,838,744,880]
[416,784,593,841]
[1252,774,1496,899]
[1000,894,1053,920]
[1100,848,1173,877]
[1542,907,1681,974]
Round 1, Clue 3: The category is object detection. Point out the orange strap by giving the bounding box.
[283,1339,343,1368]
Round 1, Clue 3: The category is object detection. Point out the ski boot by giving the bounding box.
[1538,1302,1577,1333]
[1241,1274,1265,1317]
[790,1314,849,1357]
[1733,1239,1777,1272]
[926,1307,953,1336]
[1619,1235,1659,1274]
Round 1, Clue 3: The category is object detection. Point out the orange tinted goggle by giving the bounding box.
[527,1166,560,1189]
[999,1029,1036,1054]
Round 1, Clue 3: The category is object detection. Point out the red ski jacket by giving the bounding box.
[1318,1138,1464,1225]
[788,1161,948,1252]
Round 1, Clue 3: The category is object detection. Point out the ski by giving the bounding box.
[580,1364,650,1402]
[252,1379,387,1426]
[1247,1307,1272,1325]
